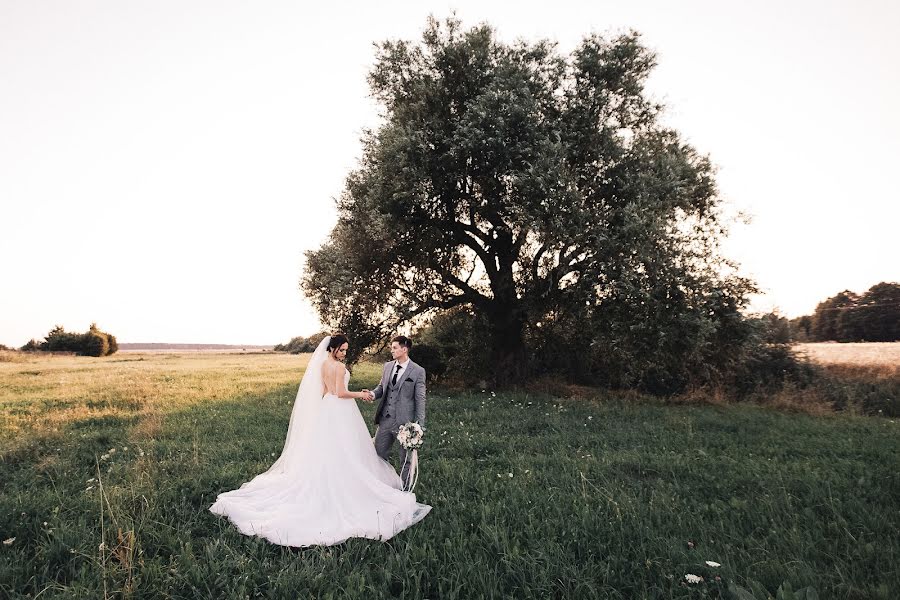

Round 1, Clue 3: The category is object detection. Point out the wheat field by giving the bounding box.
[794,342,900,368]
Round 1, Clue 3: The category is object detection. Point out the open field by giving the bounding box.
[795,342,900,369]
[1,352,899,599]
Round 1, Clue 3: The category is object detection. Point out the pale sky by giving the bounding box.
[1,0,898,346]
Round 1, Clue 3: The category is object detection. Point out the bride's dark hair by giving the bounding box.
[327,334,349,357]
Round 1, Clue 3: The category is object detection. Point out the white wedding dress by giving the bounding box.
[209,337,431,547]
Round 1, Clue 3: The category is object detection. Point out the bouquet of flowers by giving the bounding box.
[397,422,425,450]
[397,422,425,492]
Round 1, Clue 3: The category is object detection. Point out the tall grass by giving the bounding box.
[1,353,898,598]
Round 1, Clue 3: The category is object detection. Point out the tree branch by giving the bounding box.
[427,261,493,309]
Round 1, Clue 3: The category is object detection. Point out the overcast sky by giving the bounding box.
[2,0,898,346]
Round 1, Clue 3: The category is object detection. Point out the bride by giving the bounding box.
[209,334,431,547]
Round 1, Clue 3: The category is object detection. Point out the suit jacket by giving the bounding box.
[372,359,426,429]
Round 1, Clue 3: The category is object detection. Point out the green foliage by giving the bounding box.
[302,16,758,386]
[408,344,446,382]
[753,312,794,344]
[815,365,900,417]
[414,307,492,382]
[811,290,857,341]
[728,341,817,397]
[810,282,900,342]
[849,282,900,342]
[28,324,118,356]
[106,334,118,355]
[81,331,110,357]
[788,315,812,342]
[44,325,84,352]
[19,339,41,352]
[273,331,329,354]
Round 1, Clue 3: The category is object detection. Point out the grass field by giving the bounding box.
[1,352,899,599]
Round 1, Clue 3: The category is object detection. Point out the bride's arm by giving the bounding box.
[332,363,366,400]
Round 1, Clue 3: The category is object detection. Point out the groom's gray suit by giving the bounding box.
[371,359,426,487]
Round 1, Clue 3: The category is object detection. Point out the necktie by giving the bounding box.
[392,363,401,386]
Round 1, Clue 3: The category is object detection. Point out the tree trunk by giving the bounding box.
[486,308,528,387]
[487,244,528,386]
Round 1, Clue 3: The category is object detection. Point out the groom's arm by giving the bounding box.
[414,368,426,427]
[371,365,387,400]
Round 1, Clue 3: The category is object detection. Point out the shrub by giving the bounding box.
[410,344,446,382]
[26,324,118,356]
[81,331,110,357]
[107,334,118,354]
[44,326,83,352]
[414,308,492,383]
[728,342,817,397]
[20,339,42,352]
[274,331,329,354]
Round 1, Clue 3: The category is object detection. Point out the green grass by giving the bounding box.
[1,353,898,599]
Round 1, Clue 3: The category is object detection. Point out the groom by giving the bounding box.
[364,335,426,488]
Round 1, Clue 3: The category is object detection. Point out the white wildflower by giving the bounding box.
[705,561,721,568]
[508,473,513,478]
[122,447,127,452]
[684,574,703,584]
[2,537,14,546]
[99,542,106,551]
[42,522,48,527]
[588,416,593,420]
[108,448,116,454]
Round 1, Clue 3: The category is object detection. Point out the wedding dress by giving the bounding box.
[209,336,431,547]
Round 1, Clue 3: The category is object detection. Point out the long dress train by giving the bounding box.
[209,338,430,546]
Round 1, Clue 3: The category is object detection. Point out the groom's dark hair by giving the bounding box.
[392,335,412,350]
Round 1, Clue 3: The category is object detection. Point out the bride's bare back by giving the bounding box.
[321,359,350,398]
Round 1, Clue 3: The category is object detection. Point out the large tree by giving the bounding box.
[302,17,754,383]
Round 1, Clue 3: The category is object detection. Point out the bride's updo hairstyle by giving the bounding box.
[327,334,349,358]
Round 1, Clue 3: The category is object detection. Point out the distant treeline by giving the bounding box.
[273,332,329,354]
[761,282,900,343]
[21,323,118,357]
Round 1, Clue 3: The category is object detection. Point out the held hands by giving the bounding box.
[360,389,375,402]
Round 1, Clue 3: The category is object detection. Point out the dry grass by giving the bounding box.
[0,352,310,448]
[795,342,900,371]
[0,350,30,363]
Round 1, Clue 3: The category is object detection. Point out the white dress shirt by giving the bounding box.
[391,359,410,387]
